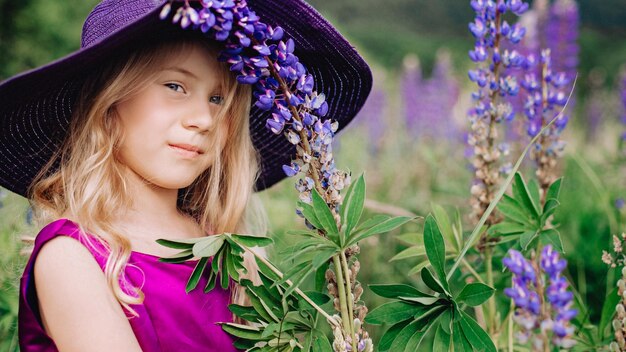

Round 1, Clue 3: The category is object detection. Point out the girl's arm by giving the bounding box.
[34,236,143,352]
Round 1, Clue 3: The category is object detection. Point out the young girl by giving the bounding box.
[0,0,372,351]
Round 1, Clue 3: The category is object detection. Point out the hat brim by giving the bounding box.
[0,0,372,197]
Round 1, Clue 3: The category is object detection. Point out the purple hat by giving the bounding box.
[0,0,372,196]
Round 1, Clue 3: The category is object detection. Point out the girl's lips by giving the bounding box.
[169,144,202,158]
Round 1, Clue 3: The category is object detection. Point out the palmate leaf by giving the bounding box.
[487,221,528,237]
[497,194,532,225]
[297,201,324,230]
[192,235,224,258]
[540,228,564,253]
[229,233,274,248]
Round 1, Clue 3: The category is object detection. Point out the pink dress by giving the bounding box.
[19,218,241,351]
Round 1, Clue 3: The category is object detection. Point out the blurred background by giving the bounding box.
[1,0,626,349]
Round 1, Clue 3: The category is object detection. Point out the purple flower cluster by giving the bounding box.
[159,0,350,211]
[545,0,579,113]
[503,245,577,349]
[520,49,569,140]
[466,0,529,223]
[402,51,460,141]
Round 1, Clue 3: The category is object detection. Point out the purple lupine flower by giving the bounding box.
[401,54,423,134]
[467,0,529,225]
[503,246,577,349]
[520,49,569,195]
[160,0,349,214]
[545,0,579,114]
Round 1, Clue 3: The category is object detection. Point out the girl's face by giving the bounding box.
[115,43,228,190]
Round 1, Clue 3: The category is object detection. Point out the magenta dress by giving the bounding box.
[19,218,241,352]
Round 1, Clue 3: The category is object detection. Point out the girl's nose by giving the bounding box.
[182,99,217,132]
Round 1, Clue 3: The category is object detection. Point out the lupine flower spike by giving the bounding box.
[503,245,577,350]
[467,0,529,226]
[520,49,569,201]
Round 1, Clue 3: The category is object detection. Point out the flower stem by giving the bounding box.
[333,255,353,345]
[462,257,486,284]
[485,245,497,335]
[239,244,340,328]
[340,250,358,351]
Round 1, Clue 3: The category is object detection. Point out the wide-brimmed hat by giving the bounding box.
[0,0,372,197]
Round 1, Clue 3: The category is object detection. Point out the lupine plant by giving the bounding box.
[467,0,528,226]
[158,1,414,351]
[621,69,626,144]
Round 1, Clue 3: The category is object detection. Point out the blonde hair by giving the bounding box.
[25,31,267,322]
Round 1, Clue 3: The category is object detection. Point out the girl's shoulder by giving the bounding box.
[27,218,110,275]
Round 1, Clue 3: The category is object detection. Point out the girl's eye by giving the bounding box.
[210,95,225,105]
[165,83,185,93]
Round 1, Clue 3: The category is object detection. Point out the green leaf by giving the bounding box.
[520,230,538,251]
[390,245,426,261]
[440,308,452,334]
[487,222,527,236]
[297,201,324,230]
[228,304,262,323]
[157,249,195,263]
[513,172,540,218]
[220,248,230,289]
[545,177,562,202]
[407,260,431,276]
[365,301,428,325]
[456,283,495,307]
[541,199,560,222]
[311,333,332,352]
[203,269,217,293]
[498,194,532,225]
[225,248,240,282]
[459,310,497,352]
[389,319,428,352]
[399,296,441,306]
[185,256,209,293]
[424,215,448,292]
[433,323,451,352]
[341,173,365,242]
[315,261,329,292]
[527,178,541,212]
[192,235,225,258]
[220,323,264,340]
[432,203,458,252]
[311,248,337,270]
[298,291,331,311]
[452,321,472,352]
[421,267,448,296]
[396,232,423,246]
[311,187,339,239]
[348,216,414,247]
[156,237,205,249]
[369,284,431,299]
[378,320,411,352]
[229,233,273,247]
[599,287,620,339]
[540,228,564,253]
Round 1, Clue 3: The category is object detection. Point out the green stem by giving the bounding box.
[447,74,577,282]
[340,251,357,352]
[485,246,496,335]
[462,257,485,284]
[333,255,353,344]
[240,244,340,328]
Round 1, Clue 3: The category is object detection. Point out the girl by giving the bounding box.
[0,0,372,351]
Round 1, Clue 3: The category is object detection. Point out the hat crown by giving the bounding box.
[81,0,164,48]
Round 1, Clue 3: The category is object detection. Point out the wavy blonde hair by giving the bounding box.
[25,31,267,323]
